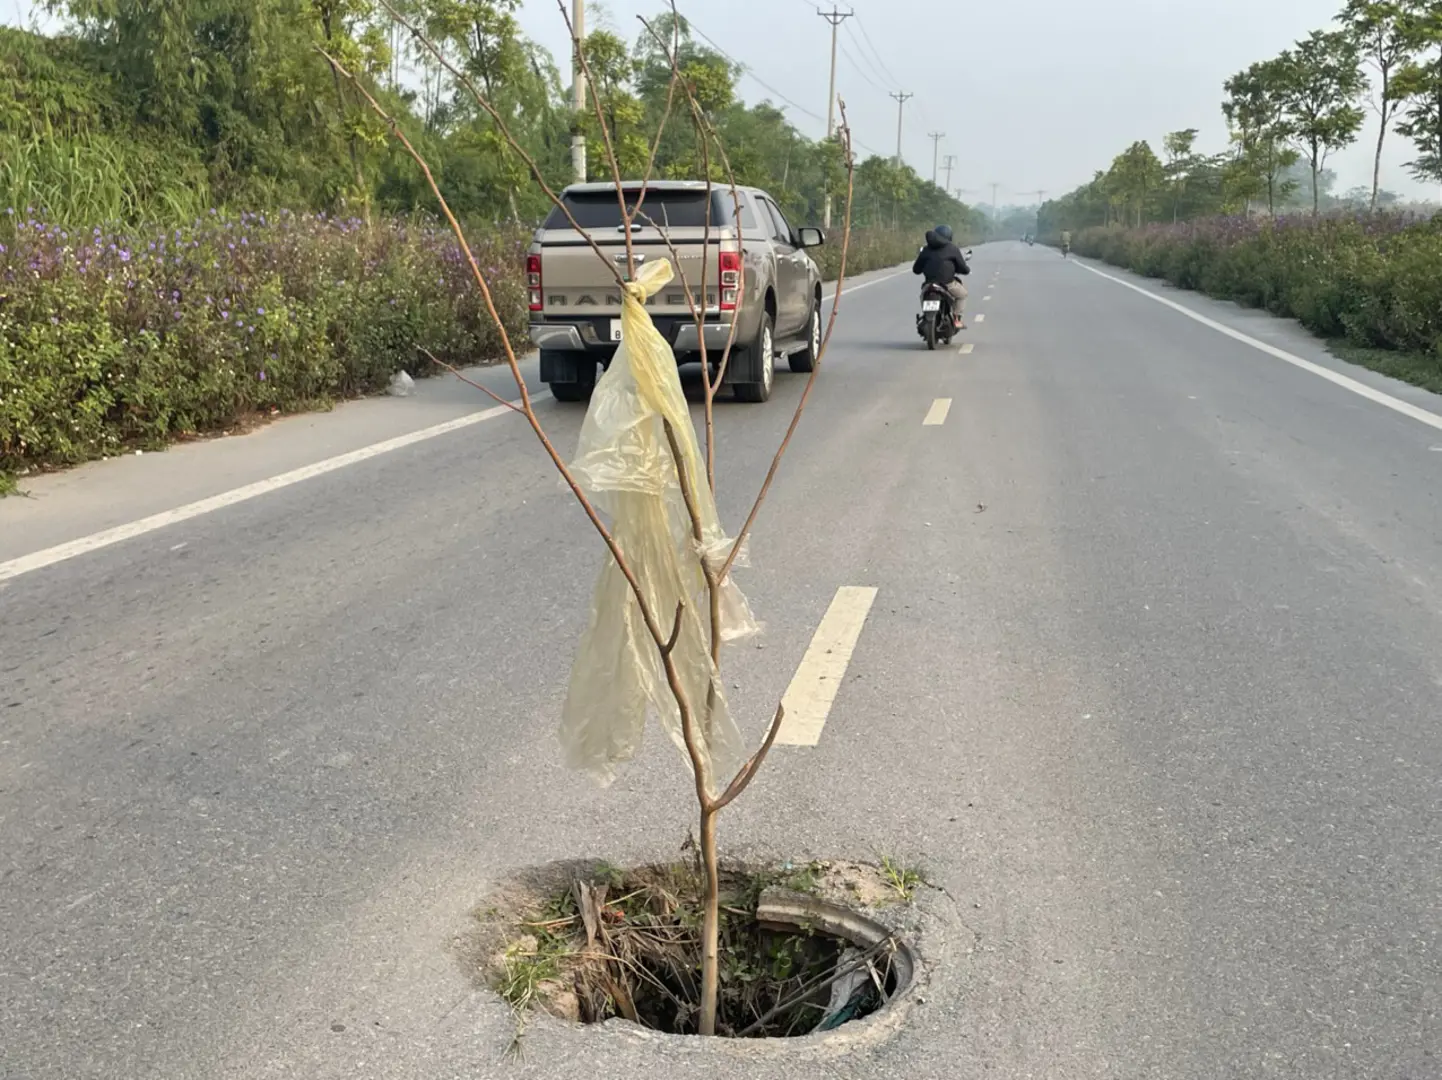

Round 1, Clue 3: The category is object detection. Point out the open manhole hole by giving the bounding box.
[475,858,923,1039]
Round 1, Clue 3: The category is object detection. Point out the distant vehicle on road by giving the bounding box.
[526,180,826,403]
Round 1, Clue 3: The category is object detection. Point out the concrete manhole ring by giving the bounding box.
[462,855,966,1064]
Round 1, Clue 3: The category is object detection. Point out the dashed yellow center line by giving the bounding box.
[923,398,952,425]
[775,586,880,747]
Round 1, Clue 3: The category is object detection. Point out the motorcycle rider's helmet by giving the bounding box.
[934,224,953,241]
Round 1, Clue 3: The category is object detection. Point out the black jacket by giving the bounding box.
[912,231,970,285]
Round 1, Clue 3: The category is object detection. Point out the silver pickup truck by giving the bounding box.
[526,180,826,403]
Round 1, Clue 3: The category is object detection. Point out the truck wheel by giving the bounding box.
[540,349,596,403]
[734,313,775,403]
[789,297,822,373]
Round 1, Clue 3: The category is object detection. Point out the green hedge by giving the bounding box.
[1,216,924,488]
[1071,214,1442,389]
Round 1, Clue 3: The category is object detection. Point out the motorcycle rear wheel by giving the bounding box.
[923,311,937,350]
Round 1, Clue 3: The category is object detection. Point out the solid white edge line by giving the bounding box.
[923,398,952,426]
[775,585,879,746]
[1076,261,1442,434]
[0,395,544,582]
[3,266,913,584]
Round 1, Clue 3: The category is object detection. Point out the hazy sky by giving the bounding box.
[7,0,1434,205]
[520,0,1434,205]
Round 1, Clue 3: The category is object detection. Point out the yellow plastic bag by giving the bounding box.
[559,258,759,797]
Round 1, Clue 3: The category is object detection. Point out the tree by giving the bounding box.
[1162,127,1200,221]
[1223,58,1297,214]
[1107,140,1164,227]
[1279,30,1366,216]
[1394,2,1442,186]
[1340,0,1417,209]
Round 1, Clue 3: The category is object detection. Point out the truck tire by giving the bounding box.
[734,312,775,403]
[540,349,596,403]
[789,295,822,373]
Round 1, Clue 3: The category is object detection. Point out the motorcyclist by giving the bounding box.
[912,224,970,330]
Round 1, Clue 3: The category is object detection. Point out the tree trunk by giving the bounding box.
[1372,106,1387,212]
[697,804,720,1035]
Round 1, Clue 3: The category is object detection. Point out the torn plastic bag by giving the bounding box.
[558,256,759,797]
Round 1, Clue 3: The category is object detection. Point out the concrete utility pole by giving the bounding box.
[570,0,587,184]
[890,91,913,167]
[942,154,956,192]
[818,5,853,229]
[990,181,1000,220]
[927,132,945,184]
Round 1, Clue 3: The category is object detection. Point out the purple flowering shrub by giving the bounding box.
[0,208,528,475]
[1073,214,1442,375]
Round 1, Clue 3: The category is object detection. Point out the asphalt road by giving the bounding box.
[3,245,1441,1080]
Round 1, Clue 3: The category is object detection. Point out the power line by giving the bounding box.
[840,20,892,90]
[683,18,826,125]
[838,39,888,95]
[850,10,902,89]
[680,9,888,159]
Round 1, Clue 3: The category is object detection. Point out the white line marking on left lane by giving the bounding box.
[923,399,952,426]
[0,397,543,582]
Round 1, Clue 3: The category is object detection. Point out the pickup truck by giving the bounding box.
[526,180,826,403]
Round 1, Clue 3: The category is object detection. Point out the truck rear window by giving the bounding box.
[543,191,728,230]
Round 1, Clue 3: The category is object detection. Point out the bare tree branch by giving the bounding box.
[721,102,858,582]
[713,702,785,811]
[416,345,521,413]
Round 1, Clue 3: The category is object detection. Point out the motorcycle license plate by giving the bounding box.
[922,299,941,312]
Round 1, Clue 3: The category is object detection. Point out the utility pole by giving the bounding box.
[570,0,587,184]
[818,5,853,229]
[927,132,945,184]
[990,181,1000,220]
[890,91,913,167]
[942,154,956,192]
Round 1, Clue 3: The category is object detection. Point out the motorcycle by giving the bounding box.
[916,249,972,350]
[917,282,958,350]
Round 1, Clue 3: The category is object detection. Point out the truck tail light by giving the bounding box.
[526,253,542,311]
[719,250,741,311]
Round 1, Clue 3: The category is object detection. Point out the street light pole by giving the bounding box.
[890,91,913,166]
[819,6,853,229]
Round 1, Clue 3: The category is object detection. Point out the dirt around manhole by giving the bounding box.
[469,856,928,1040]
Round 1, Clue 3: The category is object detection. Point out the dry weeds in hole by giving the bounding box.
[476,859,910,1039]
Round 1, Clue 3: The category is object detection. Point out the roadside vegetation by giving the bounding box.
[1038,0,1442,390]
[0,8,981,487]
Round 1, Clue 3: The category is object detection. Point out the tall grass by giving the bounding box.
[0,131,213,231]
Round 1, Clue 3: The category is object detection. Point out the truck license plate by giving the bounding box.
[921,299,941,312]
[609,320,623,342]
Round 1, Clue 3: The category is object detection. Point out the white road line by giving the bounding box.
[1077,262,1442,434]
[775,585,879,747]
[974,313,986,323]
[923,398,952,425]
[983,295,992,301]
[1,271,907,585]
[957,343,975,355]
[0,396,542,583]
[828,269,907,300]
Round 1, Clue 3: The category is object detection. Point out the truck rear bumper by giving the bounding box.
[530,316,739,356]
